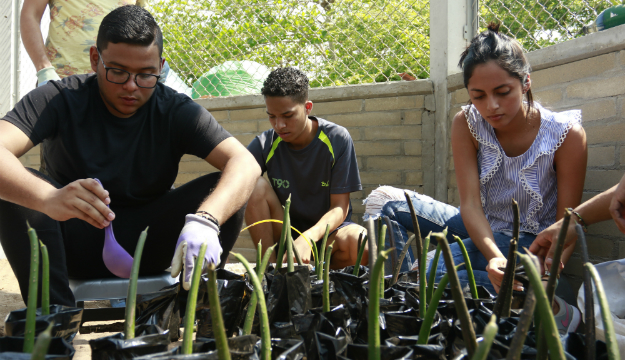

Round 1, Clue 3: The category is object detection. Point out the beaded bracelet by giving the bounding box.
[567,208,588,233]
[195,210,220,229]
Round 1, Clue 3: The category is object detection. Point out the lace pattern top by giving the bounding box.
[462,102,582,234]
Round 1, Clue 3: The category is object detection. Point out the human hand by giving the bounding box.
[283,236,313,265]
[609,174,625,234]
[41,178,114,228]
[486,257,523,294]
[171,214,222,290]
[36,66,61,87]
[529,218,576,273]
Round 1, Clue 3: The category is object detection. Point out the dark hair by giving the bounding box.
[261,67,309,104]
[97,5,163,57]
[459,22,533,112]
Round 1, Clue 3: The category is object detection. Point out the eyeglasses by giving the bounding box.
[97,49,161,89]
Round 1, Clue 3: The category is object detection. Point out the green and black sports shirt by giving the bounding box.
[247,117,362,234]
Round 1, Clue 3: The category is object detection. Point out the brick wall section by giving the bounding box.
[447,50,625,282]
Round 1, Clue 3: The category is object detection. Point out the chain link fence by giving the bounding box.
[148,0,430,98]
[478,0,621,52]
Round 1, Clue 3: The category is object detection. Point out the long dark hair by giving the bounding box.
[459,23,534,115]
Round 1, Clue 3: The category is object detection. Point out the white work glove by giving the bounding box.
[37,66,61,87]
[171,214,222,290]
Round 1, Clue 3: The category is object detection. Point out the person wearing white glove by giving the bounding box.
[36,67,61,87]
[171,213,223,290]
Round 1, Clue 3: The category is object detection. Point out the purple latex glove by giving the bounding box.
[94,179,134,278]
[170,214,221,290]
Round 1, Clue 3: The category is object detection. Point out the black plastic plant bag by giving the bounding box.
[134,335,261,360]
[266,338,305,360]
[385,335,447,360]
[292,306,351,360]
[384,308,442,338]
[339,266,369,279]
[267,266,311,325]
[196,270,250,338]
[327,272,366,322]
[338,344,414,360]
[135,283,181,341]
[315,329,350,360]
[89,324,170,360]
[0,336,75,360]
[4,305,83,341]
[562,332,609,360]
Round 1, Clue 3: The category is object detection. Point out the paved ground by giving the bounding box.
[0,259,251,360]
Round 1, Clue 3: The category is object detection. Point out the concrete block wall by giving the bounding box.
[445,27,625,284]
[190,81,435,261]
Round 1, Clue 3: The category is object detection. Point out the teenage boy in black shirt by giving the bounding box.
[247,68,367,268]
[0,5,260,306]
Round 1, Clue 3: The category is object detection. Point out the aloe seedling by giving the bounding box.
[536,209,571,359]
[419,233,431,316]
[404,191,423,276]
[368,248,394,360]
[366,219,378,279]
[231,253,271,360]
[433,232,477,357]
[426,243,442,303]
[124,227,148,340]
[181,242,205,354]
[207,262,231,360]
[30,322,54,360]
[24,223,40,353]
[517,252,565,360]
[506,286,536,360]
[391,234,416,285]
[377,224,387,295]
[417,263,463,344]
[353,232,367,276]
[317,224,331,278]
[285,202,295,272]
[472,315,498,360]
[586,263,620,360]
[454,235,479,300]
[243,244,276,335]
[275,195,292,271]
[577,223,596,360]
[383,216,398,268]
[323,241,335,313]
[492,239,517,319]
[39,240,50,316]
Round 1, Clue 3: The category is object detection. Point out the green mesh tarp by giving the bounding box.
[192,61,271,99]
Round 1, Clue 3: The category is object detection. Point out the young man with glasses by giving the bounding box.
[0,5,260,306]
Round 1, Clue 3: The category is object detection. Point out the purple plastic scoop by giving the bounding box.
[95,179,134,278]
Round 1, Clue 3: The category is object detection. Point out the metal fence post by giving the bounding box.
[429,0,472,203]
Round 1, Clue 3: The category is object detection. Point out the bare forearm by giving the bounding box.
[21,11,51,71]
[574,185,615,226]
[197,153,261,225]
[304,206,346,243]
[0,145,54,212]
[460,206,505,260]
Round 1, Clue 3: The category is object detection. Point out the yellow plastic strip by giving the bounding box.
[240,219,316,261]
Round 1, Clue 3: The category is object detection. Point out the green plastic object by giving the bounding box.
[192,61,271,99]
[604,5,625,30]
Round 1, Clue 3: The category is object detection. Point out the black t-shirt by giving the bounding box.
[248,117,362,234]
[3,74,231,207]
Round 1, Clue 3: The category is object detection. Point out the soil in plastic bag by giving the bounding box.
[89,324,170,360]
[196,270,250,338]
[315,330,349,360]
[267,266,311,325]
[562,332,609,360]
[0,336,75,360]
[136,283,181,341]
[4,305,83,341]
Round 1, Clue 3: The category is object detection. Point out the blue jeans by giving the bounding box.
[380,191,535,294]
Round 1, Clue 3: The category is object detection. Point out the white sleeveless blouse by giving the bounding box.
[462,103,582,234]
